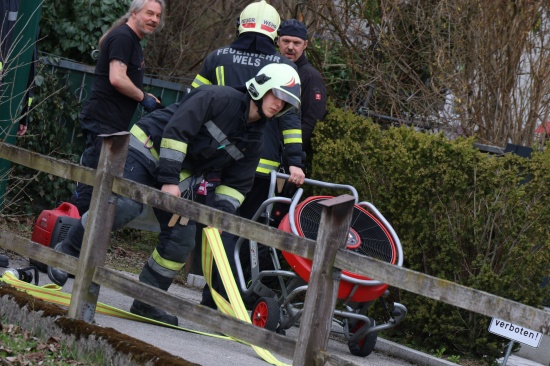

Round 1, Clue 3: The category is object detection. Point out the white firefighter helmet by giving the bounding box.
[238,0,280,41]
[246,63,301,117]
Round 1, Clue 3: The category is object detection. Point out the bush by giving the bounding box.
[311,101,550,360]
[39,0,130,65]
[5,61,84,216]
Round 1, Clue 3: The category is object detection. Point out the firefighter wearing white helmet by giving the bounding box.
[237,0,280,41]
[47,63,301,326]
[192,0,289,89]
[246,63,301,117]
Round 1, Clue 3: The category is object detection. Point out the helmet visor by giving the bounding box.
[272,88,300,110]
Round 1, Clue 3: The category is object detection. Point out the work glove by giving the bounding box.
[155,96,166,110]
[140,92,157,113]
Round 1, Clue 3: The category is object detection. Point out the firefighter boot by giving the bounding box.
[130,300,178,326]
[47,219,85,286]
[200,284,218,310]
[47,243,70,286]
[129,262,178,326]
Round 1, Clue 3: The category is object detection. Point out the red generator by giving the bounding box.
[30,202,81,272]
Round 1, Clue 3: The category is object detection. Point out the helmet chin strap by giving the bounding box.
[254,99,267,119]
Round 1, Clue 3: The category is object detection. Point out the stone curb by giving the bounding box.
[375,338,459,366]
[186,273,206,289]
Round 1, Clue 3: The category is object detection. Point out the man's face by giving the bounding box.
[262,91,285,118]
[133,1,162,37]
[277,35,308,62]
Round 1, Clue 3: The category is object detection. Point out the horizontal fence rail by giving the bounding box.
[0,141,317,259]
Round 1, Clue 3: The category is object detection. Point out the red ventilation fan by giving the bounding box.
[279,196,397,302]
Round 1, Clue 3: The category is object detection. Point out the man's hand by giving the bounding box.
[17,124,28,136]
[161,184,181,197]
[163,184,185,227]
[288,166,305,186]
[140,92,160,112]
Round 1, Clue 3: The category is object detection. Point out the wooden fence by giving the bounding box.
[0,134,548,366]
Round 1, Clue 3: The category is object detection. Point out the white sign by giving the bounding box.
[488,318,543,348]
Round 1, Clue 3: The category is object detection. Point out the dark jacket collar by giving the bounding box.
[231,33,276,55]
[295,53,309,68]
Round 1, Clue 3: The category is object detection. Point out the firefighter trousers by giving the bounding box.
[59,149,196,290]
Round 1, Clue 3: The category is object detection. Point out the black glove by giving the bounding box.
[140,92,157,113]
[155,95,166,110]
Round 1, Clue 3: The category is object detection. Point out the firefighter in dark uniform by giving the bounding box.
[191,0,306,308]
[47,63,301,325]
[191,0,305,189]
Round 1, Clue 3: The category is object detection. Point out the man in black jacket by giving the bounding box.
[277,19,327,173]
[266,19,328,229]
[47,63,301,326]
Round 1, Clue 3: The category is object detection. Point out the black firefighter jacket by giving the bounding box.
[133,85,266,214]
[191,42,304,177]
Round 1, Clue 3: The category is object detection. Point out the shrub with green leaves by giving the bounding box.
[311,101,550,360]
[40,0,131,64]
[5,62,83,215]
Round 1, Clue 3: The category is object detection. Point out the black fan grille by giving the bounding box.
[297,198,394,263]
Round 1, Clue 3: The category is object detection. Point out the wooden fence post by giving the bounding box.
[68,132,129,321]
[293,194,356,366]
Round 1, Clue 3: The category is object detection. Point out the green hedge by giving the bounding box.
[6,63,83,215]
[311,101,550,360]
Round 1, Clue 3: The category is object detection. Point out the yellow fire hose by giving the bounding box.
[0,227,288,366]
[202,227,289,366]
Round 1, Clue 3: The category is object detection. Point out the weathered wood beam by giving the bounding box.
[0,229,78,273]
[111,176,317,259]
[1,140,547,338]
[93,267,296,360]
[294,195,355,366]
[0,142,95,185]
[334,250,550,335]
[68,133,129,322]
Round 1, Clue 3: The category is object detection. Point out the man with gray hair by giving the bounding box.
[70,0,165,215]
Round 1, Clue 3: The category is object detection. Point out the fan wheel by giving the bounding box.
[250,297,279,331]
